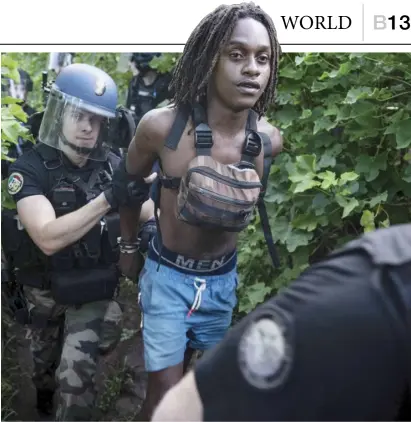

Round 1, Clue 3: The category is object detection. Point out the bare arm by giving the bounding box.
[17,192,111,256]
[139,198,156,224]
[152,371,203,421]
[119,107,171,242]
[259,118,283,158]
[270,126,283,158]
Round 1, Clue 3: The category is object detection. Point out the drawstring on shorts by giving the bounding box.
[187,277,206,318]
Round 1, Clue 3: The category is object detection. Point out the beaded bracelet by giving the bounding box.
[117,237,140,254]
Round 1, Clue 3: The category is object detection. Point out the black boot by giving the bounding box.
[36,389,55,416]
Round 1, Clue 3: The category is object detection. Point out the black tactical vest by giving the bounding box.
[126,72,170,124]
[2,144,122,295]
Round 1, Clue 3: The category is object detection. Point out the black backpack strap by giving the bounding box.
[240,110,261,167]
[242,114,281,269]
[161,107,190,189]
[257,134,281,269]
[164,106,191,151]
[260,133,273,199]
[192,103,213,156]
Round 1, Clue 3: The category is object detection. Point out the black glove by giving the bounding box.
[105,159,151,209]
[138,218,157,253]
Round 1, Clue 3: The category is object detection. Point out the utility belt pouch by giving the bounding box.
[101,213,121,263]
[75,224,102,268]
[52,186,76,216]
[49,247,75,271]
[2,210,41,268]
[15,269,50,289]
[49,264,119,305]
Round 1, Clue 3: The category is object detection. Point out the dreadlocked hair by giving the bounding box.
[169,2,282,118]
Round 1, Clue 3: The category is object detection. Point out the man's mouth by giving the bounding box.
[236,80,261,93]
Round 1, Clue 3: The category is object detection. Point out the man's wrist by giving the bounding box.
[102,189,116,209]
[117,237,139,254]
[99,191,113,211]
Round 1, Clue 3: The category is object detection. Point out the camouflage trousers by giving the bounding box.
[23,286,123,421]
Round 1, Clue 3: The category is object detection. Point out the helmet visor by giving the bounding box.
[38,88,116,161]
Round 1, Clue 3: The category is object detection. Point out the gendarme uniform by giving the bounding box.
[4,63,124,421]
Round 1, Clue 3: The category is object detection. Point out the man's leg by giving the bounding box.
[187,268,238,354]
[23,286,66,416]
[183,346,196,373]
[55,300,110,421]
[137,259,193,420]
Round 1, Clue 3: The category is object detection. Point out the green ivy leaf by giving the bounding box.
[336,195,360,218]
[338,171,360,185]
[344,87,374,104]
[317,170,337,189]
[394,119,411,149]
[369,191,388,208]
[360,210,376,232]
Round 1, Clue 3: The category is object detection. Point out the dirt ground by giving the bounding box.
[6,278,148,421]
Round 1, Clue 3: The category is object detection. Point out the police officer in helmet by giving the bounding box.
[1,67,36,116]
[126,53,172,130]
[5,62,155,421]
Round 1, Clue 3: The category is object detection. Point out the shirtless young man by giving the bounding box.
[118,2,283,419]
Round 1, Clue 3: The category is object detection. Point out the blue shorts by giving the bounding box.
[137,238,238,372]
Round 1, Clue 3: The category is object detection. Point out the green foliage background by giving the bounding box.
[2,51,411,317]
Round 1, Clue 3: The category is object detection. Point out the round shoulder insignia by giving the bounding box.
[7,172,24,195]
[238,311,293,390]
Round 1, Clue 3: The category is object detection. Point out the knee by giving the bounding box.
[57,335,100,390]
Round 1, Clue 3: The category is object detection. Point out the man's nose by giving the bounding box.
[79,118,93,132]
[244,57,260,76]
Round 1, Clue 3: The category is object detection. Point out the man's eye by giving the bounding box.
[230,52,243,59]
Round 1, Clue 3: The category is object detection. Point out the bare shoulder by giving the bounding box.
[257,116,283,158]
[134,105,179,152]
[127,105,181,175]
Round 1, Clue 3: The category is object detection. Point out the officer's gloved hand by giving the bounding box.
[104,159,157,209]
[138,218,157,254]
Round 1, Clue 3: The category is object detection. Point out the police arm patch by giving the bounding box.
[7,172,24,195]
[238,310,294,390]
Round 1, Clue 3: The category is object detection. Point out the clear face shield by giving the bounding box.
[38,88,116,162]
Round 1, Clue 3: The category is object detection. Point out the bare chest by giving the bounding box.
[159,130,265,179]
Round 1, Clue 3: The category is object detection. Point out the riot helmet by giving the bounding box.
[38,63,118,162]
[131,53,161,74]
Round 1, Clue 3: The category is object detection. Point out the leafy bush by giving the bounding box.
[237,53,411,314]
[2,52,410,317]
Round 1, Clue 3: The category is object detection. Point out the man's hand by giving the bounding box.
[138,218,157,254]
[119,249,145,281]
[104,157,157,209]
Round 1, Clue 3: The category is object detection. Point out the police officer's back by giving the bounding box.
[152,224,411,421]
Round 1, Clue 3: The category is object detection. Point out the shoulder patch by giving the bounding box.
[7,172,24,195]
[238,311,294,390]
